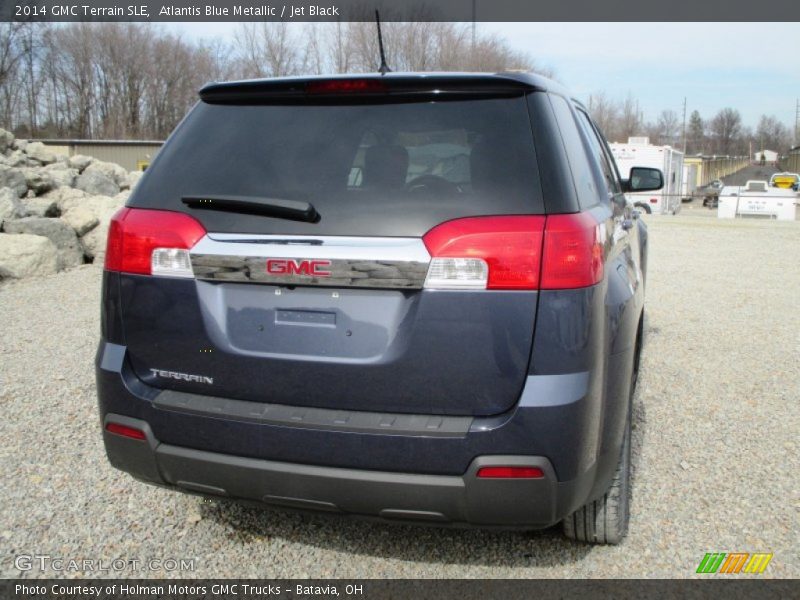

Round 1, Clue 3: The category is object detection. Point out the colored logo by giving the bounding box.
[696,553,773,574]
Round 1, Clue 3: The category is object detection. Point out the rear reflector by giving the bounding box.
[306,79,388,94]
[422,216,546,290]
[105,422,146,441]
[476,466,544,479]
[105,208,206,277]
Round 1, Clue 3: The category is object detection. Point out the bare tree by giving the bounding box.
[755,114,791,152]
[235,23,303,78]
[709,108,742,155]
[655,109,680,147]
[617,94,642,142]
[50,24,97,137]
[687,110,705,154]
[588,92,619,141]
[0,23,26,129]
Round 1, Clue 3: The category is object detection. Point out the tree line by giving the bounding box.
[0,21,539,140]
[587,92,793,157]
[0,21,793,156]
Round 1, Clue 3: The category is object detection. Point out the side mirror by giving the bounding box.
[623,167,664,192]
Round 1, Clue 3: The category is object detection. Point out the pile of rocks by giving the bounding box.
[0,128,143,279]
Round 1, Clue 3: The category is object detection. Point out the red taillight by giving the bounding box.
[105,422,146,441]
[540,213,604,290]
[104,208,206,276]
[649,198,658,204]
[422,216,546,290]
[422,214,603,291]
[306,79,388,94]
[476,466,545,479]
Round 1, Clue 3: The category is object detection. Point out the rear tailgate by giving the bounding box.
[118,78,545,416]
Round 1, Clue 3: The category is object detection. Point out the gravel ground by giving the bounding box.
[1,212,798,579]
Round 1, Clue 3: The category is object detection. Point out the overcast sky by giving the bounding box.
[169,22,799,132]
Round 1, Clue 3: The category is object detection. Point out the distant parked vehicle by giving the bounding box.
[718,180,797,220]
[769,172,800,191]
[700,179,725,208]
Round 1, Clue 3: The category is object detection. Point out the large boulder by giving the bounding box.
[58,192,121,217]
[0,165,27,197]
[67,154,93,172]
[60,206,99,236]
[20,196,59,218]
[0,187,24,228]
[75,169,119,196]
[127,170,143,190]
[24,141,58,165]
[0,233,58,278]
[0,128,14,153]
[3,217,83,270]
[84,160,129,188]
[81,215,113,262]
[22,168,54,195]
[42,164,78,189]
[12,138,28,152]
[41,186,87,212]
[4,150,28,168]
[79,196,126,263]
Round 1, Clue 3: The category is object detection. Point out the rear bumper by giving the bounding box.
[97,340,629,529]
[104,413,562,528]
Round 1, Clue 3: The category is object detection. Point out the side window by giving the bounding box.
[575,109,622,196]
[548,94,600,208]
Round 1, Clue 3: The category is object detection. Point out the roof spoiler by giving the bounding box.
[199,75,541,104]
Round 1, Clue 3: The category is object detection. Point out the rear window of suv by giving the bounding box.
[131,96,543,237]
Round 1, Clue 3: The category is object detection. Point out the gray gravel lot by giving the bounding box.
[1,213,798,579]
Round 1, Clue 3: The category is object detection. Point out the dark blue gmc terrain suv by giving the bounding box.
[97,72,662,544]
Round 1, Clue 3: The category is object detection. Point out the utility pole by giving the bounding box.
[791,98,799,145]
[681,97,687,153]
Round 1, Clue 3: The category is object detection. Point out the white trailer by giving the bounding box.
[610,139,684,215]
[718,180,797,220]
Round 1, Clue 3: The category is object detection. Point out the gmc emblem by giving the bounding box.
[266,259,332,277]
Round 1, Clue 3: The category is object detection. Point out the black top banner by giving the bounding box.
[2,0,800,22]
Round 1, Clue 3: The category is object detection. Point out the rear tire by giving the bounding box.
[562,329,639,545]
[562,417,631,544]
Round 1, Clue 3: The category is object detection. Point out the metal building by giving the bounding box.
[36,139,164,171]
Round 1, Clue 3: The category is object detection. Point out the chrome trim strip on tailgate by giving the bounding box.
[190,234,430,289]
[154,389,472,437]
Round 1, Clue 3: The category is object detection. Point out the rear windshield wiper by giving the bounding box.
[182,195,319,223]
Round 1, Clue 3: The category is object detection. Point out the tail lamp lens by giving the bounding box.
[104,208,206,277]
[540,213,604,290]
[422,214,603,291]
[422,216,546,290]
[476,466,544,479]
